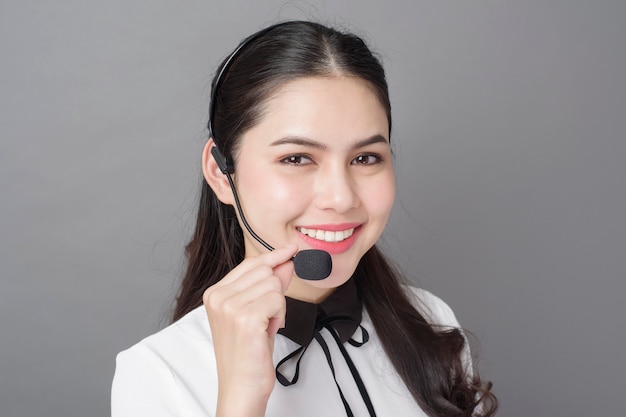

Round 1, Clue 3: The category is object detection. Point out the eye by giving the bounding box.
[352,153,382,165]
[280,154,313,166]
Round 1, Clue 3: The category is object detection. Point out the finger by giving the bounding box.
[216,245,298,287]
[272,259,295,293]
[267,316,285,337]
[242,290,287,334]
[214,273,284,315]
[207,263,277,299]
[215,290,285,344]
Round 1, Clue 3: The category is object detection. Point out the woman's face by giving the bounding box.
[231,76,395,301]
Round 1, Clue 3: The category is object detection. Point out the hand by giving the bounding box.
[203,245,298,417]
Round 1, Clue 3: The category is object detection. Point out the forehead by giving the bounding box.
[242,76,390,145]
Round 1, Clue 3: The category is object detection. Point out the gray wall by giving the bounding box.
[1,1,624,416]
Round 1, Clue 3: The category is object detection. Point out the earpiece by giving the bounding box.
[211,145,234,175]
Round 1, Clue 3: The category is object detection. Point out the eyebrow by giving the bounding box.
[270,134,389,150]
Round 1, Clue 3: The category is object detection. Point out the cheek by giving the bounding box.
[362,175,396,219]
[237,169,306,215]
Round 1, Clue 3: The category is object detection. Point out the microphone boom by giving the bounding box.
[211,146,332,280]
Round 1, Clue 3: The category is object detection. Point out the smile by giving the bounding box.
[297,227,355,243]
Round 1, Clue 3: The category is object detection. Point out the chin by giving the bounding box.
[306,264,356,288]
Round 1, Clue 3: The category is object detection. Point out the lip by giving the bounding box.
[299,223,362,232]
[296,223,362,255]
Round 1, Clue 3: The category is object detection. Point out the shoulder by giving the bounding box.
[402,285,462,329]
[402,285,475,373]
[116,305,214,363]
[112,306,218,416]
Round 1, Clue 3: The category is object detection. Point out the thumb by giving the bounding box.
[273,245,297,293]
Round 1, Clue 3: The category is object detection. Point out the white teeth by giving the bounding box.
[298,227,355,243]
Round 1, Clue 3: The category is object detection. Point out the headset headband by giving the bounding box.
[208,25,280,143]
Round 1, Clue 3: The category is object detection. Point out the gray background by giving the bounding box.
[1,1,624,416]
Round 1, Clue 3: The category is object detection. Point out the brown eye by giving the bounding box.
[352,154,381,165]
[281,155,313,165]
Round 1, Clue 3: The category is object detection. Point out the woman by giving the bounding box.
[112,20,497,417]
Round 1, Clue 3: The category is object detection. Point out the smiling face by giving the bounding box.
[223,76,394,301]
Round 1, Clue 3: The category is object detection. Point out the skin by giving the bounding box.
[202,76,395,416]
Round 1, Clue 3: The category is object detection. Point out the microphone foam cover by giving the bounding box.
[293,250,332,281]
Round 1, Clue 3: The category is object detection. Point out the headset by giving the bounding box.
[208,25,332,281]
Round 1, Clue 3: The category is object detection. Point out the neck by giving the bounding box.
[285,277,336,304]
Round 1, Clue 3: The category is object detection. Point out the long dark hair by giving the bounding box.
[174,21,497,417]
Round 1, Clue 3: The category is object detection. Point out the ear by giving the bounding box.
[202,138,235,205]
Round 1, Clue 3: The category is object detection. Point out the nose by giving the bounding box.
[313,163,360,213]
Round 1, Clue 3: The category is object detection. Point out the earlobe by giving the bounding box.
[202,139,235,205]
